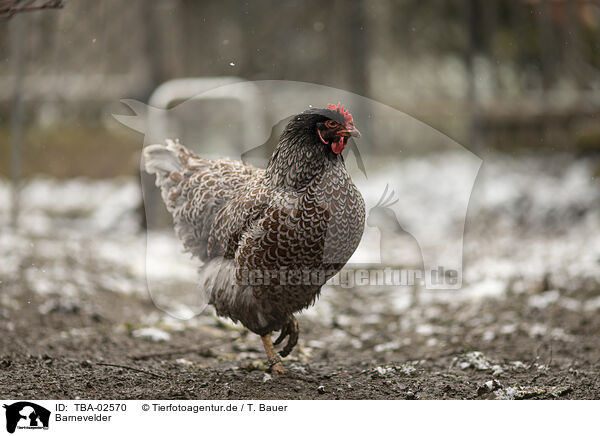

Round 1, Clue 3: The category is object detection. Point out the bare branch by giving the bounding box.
[0,0,63,19]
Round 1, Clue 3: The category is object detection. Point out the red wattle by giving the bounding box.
[331,138,345,154]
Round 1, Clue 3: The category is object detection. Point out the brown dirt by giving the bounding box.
[1,283,599,400]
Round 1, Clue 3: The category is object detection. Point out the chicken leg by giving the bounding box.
[261,334,286,375]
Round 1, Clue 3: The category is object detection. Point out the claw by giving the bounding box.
[279,317,299,357]
[273,322,289,346]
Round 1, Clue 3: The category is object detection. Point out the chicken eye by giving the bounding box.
[325,120,336,128]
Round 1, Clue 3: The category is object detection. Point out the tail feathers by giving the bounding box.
[143,139,194,209]
[143,139,185,176]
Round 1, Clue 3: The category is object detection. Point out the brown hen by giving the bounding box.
[143,103,365,374]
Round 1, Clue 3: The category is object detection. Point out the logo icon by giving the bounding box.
[367,184,424,270]
[3,402,50,434]
[114,79,482,319]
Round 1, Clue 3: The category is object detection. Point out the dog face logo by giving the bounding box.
[3,402,50,434]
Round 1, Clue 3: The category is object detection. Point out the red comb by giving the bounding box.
[327,102,354,127]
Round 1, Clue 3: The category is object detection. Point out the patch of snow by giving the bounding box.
[415,324,436,336]
[529,323,548,337]
[491,365,504,376]
[495,386,520,400]
[132,327,171,342]
[482,330,496,341]
[500,324,518,335]
[307,340,326,349]
[374,340,403,353]
[559,298,582,312]
[528,290,560,309]
[1,150,599,323]
[583,296,600,312]
[455,351,492,370]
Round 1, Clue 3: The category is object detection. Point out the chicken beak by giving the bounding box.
[340,126,361,138]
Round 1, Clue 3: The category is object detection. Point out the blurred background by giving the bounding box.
[0,0,599,399]
[2,0,600,174]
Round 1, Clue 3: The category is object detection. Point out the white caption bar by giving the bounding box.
[0,400,593,436]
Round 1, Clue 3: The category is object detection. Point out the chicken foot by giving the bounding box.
[261,334,286,375]
[273,316,299,357]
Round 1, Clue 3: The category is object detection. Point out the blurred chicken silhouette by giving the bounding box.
[367,185,424,306]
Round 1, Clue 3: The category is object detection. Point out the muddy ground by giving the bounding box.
[1,280,599,400]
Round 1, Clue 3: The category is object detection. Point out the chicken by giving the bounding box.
[143,103,365,374]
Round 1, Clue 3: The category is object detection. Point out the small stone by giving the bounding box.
[477,379,503,396]
[548,386,572,398]
[406,391,416,400]
[491,365,504,375]
[242,360,267,372]
[317,385,326,394]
